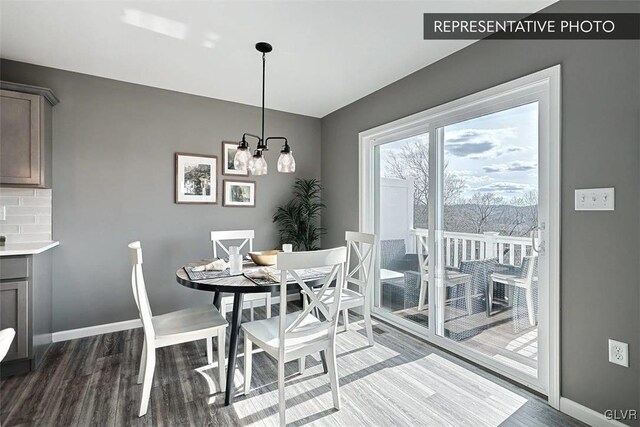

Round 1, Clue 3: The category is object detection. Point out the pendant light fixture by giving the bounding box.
[234,42,295,175]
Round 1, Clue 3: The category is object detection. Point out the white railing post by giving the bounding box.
[483,232,500,260]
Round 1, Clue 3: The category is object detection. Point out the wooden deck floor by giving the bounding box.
[385,304,538,377]
[0,304,582,426]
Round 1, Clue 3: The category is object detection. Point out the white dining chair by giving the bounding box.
[242,247,347,427]
[128,241,228,417]
[301,231,377,351]
[211,230,272,323]
[0,328,16,363]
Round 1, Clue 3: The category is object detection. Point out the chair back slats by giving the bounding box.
[417,233,429,275]
[276,247,347,351]
[345,231,377,294]
[210,230,254,258]
[128,241,155,340]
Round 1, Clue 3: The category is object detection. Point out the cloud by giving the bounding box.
[507,161,537,172]
[482,166,502,173]
[444,128,518,158]
[480,161,537,173]
[446,140,495,157]
[475,182,531,193]
[506,147,523,152]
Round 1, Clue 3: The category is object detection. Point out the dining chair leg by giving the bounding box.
[319,350,328,374]
[218,329,226,390]
[326,342,341,410]
[465,281,472,316]
[206,336,213,365]
[243,333,252,395]
[278,358,286,427]
[265,293,272,318]
[298,356,305,375]
[138,347,156,417]
[342,309,349,332]
[363,303,375,346]
[137,339,147,384]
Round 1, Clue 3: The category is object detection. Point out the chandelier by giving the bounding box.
[234,42,295,175]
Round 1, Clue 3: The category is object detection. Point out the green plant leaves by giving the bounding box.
[273,178,325,251]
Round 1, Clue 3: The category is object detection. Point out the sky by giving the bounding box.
[380,102,538,200]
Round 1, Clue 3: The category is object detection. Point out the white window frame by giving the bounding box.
[359,65,560,407]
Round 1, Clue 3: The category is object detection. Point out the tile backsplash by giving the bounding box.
[0,188,52,243]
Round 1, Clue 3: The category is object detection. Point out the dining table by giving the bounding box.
[176,260,329,406]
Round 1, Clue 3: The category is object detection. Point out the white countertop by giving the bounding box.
[0,241,59,256]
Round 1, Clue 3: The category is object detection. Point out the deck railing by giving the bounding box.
[411,228,532,268]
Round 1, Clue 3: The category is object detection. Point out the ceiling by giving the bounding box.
[0,1,556,118]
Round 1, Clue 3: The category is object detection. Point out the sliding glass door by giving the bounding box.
[374,132,430,329]
[364,67,560,397]
[434,103,541,380]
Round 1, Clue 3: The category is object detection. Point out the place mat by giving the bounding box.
[183,266,243,281]
[244,267,328,286]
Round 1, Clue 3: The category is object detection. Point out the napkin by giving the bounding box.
[192,259,228,272]
[248,267,280,282]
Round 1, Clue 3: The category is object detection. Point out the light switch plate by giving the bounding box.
[0,206,6,221]
[575,188,615,211]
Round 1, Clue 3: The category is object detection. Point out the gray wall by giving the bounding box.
[320,0,639,420]
[0,59,322,332]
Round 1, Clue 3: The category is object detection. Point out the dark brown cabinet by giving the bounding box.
[0,82,58,188]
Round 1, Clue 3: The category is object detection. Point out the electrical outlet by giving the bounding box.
[575,188,615,211]
[608,339,629,367]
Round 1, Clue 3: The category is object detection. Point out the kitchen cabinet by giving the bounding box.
[0,81,58,188]
[0,251,53,377]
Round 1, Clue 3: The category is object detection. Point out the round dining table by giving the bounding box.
[176,261,328,406]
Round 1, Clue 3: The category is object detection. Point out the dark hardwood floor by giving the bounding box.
[0,304,584,426]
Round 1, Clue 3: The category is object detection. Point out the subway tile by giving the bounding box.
[36,215,52,225]
[3,215,37,225]
[0,196,20,206]
[20,224,51,234]
[36,189,52,198]
[20,197,52,207]
[7,233,52,243]
[6,206,52,216]
[0,189,36,197]
[0,224,20,234]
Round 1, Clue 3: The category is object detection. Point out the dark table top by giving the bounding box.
[176,260,331,293]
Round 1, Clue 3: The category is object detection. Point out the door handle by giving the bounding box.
[531,223,545,255]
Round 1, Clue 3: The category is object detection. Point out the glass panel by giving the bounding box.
[435,103,539,378]
[375,133,429,328]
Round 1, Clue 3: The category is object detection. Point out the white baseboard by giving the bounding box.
[52,294,299,343]
[560,397,628,427]
[52,318,142,342]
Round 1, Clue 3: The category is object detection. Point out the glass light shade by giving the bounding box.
[277,151,296,173]
[249,154,268,175]
[234,148,252,171]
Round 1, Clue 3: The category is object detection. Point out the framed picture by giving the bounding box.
[175,153,217,204]
[223,179,256,207]
[222,141,249,176]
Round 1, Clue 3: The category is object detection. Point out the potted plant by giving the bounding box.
[273,178,325,251]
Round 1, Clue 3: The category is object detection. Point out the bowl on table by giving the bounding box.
[248,250,281,266]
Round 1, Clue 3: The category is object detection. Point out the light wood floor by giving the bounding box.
[0,304,583,426]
